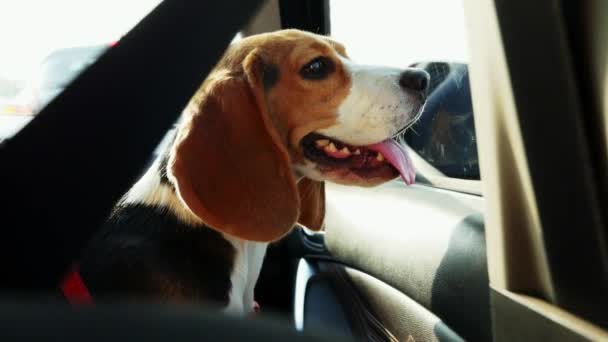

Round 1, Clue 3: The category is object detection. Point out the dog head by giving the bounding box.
[168,29,428,241]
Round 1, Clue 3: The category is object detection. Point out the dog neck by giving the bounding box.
[121,157,203,226]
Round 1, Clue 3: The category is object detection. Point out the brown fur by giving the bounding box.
[297,178,326,231]
[170,30,348,241]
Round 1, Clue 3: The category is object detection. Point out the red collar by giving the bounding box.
[60,267,94,306]
[60,267,262,312]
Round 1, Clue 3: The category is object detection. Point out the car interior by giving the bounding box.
[0,0,606,341]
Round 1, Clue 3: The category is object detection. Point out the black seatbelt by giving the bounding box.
[0,0,262,291]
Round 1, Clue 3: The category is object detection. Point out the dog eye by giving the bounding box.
[300,57,335,80]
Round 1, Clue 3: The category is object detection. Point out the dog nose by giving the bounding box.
[398,69,430,93]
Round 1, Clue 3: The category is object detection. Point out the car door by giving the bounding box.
[255,1,491,341]
[274,1,608,341]
[293,65,489,341]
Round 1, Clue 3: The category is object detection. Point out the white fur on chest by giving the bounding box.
[223,236,268,315]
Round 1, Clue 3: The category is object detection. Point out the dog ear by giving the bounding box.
[170,52,300,242]
[297,179,325,231]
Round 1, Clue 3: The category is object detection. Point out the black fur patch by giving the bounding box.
[79,204,235,307]
[262,63,279,90]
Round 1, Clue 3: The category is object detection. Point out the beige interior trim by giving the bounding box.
[242,0,281,36]
[495,288,608,341]
[417,176,482,196]
[462,0,555,300]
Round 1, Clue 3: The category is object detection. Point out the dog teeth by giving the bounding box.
[353,149,361,155]
[325,142,337,153]
[317,139,354,158]
[376,152,385,162]
[315,139,330,148]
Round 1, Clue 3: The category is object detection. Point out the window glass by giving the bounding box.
[0,0,162,141]
[330,0,480,180]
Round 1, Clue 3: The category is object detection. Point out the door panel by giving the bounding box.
[321,181,490,341]
[295,258,464,341]
[345,267,464,342]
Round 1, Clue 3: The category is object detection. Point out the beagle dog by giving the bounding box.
[74,29,429,315]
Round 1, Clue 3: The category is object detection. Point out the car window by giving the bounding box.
[0,0,162,141]
[330,0,480,181]
[39,46,108,90]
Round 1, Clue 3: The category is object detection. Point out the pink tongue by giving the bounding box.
[367,140,416,185]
